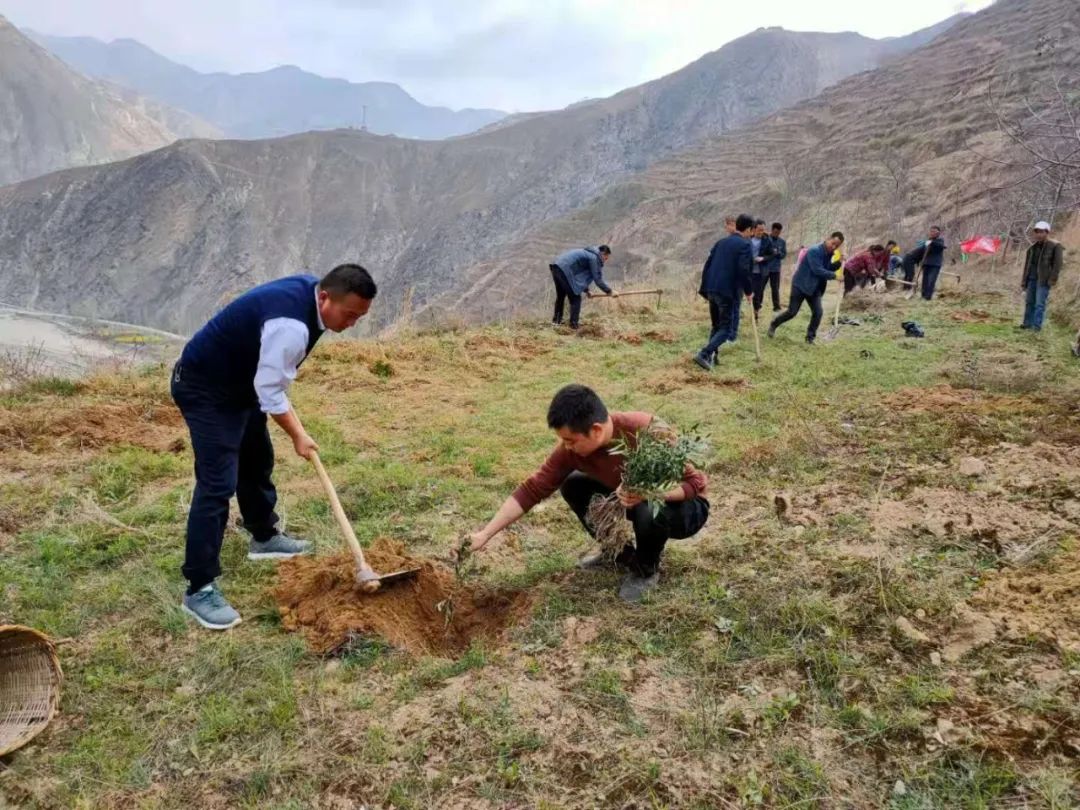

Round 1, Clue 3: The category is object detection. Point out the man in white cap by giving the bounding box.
[1018,221,1065,332]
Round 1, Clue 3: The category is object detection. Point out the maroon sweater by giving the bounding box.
[511,411,709,512]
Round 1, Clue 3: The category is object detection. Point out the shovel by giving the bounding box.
[309,451,420,592]
[748,298,763,362]
[823,281,845,341]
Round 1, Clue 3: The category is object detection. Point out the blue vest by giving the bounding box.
[180,275,324,401]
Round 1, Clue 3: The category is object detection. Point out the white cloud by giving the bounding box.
[1,0,994,111]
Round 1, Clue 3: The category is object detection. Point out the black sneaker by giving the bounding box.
[805,337,815,345]
[693,353,713,371]
[767,324,776,338]
[618,571,660,603]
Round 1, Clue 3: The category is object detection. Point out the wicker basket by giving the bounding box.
[0,625,63,756]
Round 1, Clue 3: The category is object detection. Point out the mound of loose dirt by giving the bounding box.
[274,540,532,655]
[971,542,1080,653]
[645,370,750,395]
[872,486,1073,556]
[880,384,1032,414]
[0,400,184,453]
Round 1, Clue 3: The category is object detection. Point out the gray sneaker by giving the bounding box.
[248,532,311,560]
[182,584,241,630]
[693,353,713,371]
[618,571,660,603]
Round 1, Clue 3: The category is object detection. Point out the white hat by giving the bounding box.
[1034,221,1052,231]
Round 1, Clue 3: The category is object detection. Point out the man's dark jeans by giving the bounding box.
[770,286,824,342]
[559,472,709,575]
[699,292,736,359]
[921,266,942,300]
[550,265,582,328]
[1023,278,1051,329]
[171,364,279,593]
[903,258,917,284]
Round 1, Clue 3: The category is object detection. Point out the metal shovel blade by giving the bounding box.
[366,568,422,587]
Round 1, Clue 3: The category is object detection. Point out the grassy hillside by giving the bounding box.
[1,272,1078,808]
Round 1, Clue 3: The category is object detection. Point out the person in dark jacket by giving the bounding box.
[750,220,774,318]
[918,226,947,300]
[173,265,377,630]
[1018,221,1065,332]
[694,214,755,369]
[762,222,787,312]
[550,245,617,329]
[768,232,845,344]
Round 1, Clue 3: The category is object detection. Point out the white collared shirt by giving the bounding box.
[253,286,325,414]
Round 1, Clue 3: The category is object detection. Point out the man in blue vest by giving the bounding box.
[768,232,845,344]
[171,265,377,630]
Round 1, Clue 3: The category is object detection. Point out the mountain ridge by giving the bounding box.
[0,14,218,186]
[0,13,973,333]
[26,30,508,141]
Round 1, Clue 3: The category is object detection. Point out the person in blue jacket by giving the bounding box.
[768,232,845,344]
[549,245,618,329]
[172,265,377,630]
[693,214,755,370]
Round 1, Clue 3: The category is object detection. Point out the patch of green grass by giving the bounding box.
[89,445,186,503]
[762,692,801,730]
[897,673,955,708]
[771,746,830,807]
[891,754,1021,809]
[404,641,490,693]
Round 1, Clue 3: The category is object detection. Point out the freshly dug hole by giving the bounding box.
[273,539,531,655]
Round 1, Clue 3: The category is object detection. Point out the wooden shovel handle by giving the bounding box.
[309,451,368,570]
[748,300,762,362]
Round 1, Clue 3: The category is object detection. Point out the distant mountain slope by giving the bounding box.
[431,0,1079,323]
[27,32,508,140]
[0,15,214,187]
[0,15,968,333]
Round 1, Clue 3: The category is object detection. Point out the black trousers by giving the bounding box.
[550,265,582,328]
[768,272,782,310]
[903,257,917,284]
[700,293,737,360]
[751,273,769,314]
[770,286,824,342]
[171,364,279,592]
[559,471,710,575]
[921,267,941,300]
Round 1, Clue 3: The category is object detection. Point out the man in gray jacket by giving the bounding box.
[1018,221,1065,332]
[550,245,618,329]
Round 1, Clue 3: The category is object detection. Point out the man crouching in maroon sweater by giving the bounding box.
[467,384,710,602]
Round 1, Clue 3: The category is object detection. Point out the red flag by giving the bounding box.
[960,236,1001,255]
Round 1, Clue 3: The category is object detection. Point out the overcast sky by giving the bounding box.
[3,0,993,111]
